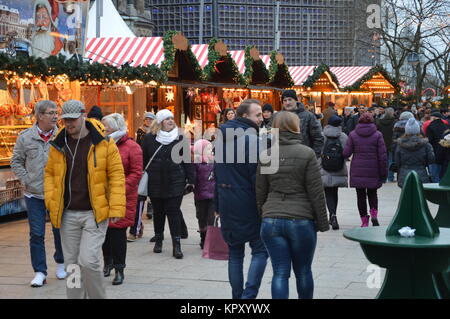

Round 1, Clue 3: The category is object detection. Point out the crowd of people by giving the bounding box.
[10,90,450,299]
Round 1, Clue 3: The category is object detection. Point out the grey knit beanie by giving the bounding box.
[399,111,414,121]
[405,118,420,135]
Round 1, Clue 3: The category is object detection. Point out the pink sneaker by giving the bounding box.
[370,208,380,226]
[360,215,370,227]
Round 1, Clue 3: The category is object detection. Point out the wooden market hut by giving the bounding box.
[330,65,399,108]
[288,64,340,112]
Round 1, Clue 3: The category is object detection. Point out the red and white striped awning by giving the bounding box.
[85,37,164,67]
[288,66,317,86]
[330,66,372,88]
[191,44,209,69]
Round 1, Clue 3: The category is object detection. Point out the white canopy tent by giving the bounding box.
[87,0,135,38]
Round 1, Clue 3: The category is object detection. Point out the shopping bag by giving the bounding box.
[202,217,229,260]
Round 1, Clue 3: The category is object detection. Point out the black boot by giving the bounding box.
[199,231,207,249]
[103,264,113,277]
[172,237,184,259]
[150,233,164,243]
[330,215,339,230]
[153,233,163,253]
[112,268,124,285]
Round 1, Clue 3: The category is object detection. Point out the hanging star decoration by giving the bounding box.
[166,90,175,102]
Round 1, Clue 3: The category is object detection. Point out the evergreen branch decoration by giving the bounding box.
[203,38,245,85]
[0,53,167,85]
[243,46,269,85]
[302,63,340,88]
[160,30,178,75]
[268,50,294,88]
[160,30,203,81]
[342,65,400,92]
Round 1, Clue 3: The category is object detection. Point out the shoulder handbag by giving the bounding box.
[138,145,163,196]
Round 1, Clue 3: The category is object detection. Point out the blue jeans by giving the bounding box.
[260,218,317,299]
[387,151,394,182]
[25,197,64,276]
[228,238,268,299]
[429,164,442,183]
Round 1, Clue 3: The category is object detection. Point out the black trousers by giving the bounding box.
[324,187,339,216]
[102,228,127,269]
[150,196,185,238]
[356,188,378,217]
[130,195,147,236]
[195,199,215,232]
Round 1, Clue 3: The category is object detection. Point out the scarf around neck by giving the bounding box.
[109,130,127,143]
[156,127,179,145]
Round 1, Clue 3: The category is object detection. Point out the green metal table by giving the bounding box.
[423,183,450,228]
[344,226,450,299]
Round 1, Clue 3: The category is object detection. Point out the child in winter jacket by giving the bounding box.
[193,139,216,249]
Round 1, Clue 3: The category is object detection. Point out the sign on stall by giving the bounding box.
[0,0,89,59]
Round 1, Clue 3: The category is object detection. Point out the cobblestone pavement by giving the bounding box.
[0,182,439,299]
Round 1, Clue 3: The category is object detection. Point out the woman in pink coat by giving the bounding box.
[101,113,143,285]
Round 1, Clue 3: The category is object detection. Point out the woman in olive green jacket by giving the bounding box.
[256,111,329,299]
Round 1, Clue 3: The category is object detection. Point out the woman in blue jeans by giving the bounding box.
[256,111,329,299]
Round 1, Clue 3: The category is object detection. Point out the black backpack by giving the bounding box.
[321,136,344,172]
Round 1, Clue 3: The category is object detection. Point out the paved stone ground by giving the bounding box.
[0,182,439,299]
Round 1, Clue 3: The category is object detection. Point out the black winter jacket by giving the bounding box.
[427,120,450,153]
[291,103,324,157]
[141,133,195,198]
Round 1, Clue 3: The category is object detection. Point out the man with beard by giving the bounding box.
[31,0,63,58]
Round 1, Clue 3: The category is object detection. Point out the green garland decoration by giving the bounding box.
[203,38,245,85]
[268,50,294,88]
[160,30,204,81]
[342,65,400,92]
[0,53,167,85]
[302,63,340,88]
[243,46,269,85]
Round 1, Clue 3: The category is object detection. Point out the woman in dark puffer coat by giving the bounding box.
[101,113,143,285]
[395,118,435,188]
[343,112,387,227]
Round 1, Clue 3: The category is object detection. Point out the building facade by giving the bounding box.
[146,0,380,66]
[110,0,155,36]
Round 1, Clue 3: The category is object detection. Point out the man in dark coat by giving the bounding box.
[376,107,396,182]
[281,90,324,157]
[214,99,268,299]
[426,112,450,182]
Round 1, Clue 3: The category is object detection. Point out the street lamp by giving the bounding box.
[407,52,420,103]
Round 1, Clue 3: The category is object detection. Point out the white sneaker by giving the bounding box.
[30,272,47,287]
[56,263,67,280]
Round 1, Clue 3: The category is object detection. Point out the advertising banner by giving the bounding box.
[0,0,89,59]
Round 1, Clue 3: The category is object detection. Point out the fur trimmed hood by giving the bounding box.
[398,135,429,151]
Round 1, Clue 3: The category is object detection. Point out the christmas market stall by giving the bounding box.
[0,53,166,217]
[289,63,340,113]
[331,65,399,110]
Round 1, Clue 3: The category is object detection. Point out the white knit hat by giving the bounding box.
[405,118,420,135]
[156,109,174,124]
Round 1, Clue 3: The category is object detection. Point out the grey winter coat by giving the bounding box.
[256,131,329,232]
[320,126,349,188]
[10,124,58,199]
[395,135,435,188]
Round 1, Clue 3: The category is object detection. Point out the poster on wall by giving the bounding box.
[0,0,89,59]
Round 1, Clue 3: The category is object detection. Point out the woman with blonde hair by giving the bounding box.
[101,113,143,285]
[256,111,329,299]
[141,109,194,259]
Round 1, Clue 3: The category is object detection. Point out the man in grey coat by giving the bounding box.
[281,90,324,157]
[11,100,66,287]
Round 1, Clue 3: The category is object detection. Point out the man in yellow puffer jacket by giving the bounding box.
[45,100,125,299]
